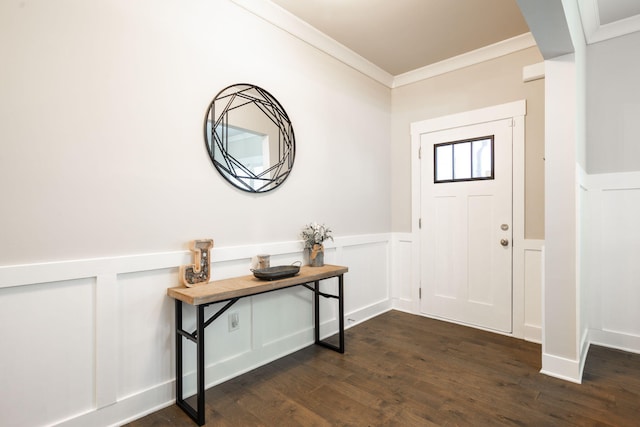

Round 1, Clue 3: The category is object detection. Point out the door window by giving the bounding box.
[434,136,494,183]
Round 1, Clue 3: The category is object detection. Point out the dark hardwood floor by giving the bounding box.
[127,310,640,426]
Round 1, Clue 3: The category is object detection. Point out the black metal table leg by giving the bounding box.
[175,300,183,411]
[338,273,344,353]
[175,302,206,426]
[175,299,240,425]
[314,280,320,346]
[313,274,345,353]
[196,305,205,425]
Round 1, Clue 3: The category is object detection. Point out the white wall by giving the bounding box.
[582,30,640,355]
[0,1,393,426]
[0,0,391,265]
[586,31,640,174]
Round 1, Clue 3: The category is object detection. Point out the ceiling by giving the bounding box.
[270,0,529,76]
[232,0,640,87]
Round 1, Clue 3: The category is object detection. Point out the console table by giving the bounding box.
[167,264,348,426]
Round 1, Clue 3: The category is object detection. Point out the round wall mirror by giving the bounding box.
[204,84,296,193]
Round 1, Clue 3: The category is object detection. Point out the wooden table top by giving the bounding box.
[167,264,348,306]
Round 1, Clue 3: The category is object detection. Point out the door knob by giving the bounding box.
[500,238,509,247]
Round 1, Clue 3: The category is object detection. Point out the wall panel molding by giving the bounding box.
[582,171,640,356]
[0,234,392,427]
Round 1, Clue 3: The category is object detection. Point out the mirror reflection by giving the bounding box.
[204,84,295,193]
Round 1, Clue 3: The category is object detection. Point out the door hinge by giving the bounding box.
[418,146,422,159]
[419,218,422,229]
[419,287,422,299]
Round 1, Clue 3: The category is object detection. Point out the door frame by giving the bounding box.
[410,100,527,338]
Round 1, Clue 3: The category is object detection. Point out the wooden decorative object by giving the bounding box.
[180,239,214,287]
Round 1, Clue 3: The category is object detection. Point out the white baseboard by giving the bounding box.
[391,297,414,313]
[589,328,640,354]
[524,324,542,343]
[345,299,393,328]
[579,330,591,380]
[540,352,583,384]
[541,331,590,387]
[56,381,175,427]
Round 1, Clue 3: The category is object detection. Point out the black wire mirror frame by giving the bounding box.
[204,84,296,193]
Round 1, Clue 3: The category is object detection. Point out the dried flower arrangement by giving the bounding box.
[301,222,334,249]
[301,222,333,267]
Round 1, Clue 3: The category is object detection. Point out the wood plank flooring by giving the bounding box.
[127,310,640,426]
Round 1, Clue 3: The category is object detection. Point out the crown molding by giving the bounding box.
[393,33,537,88]
[579,0,640,44]
[231,0,536,89]
[230,0,394,87]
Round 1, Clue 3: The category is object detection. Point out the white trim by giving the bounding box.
[586,170,640,190]
[0,235,389,289]
[579,0,640,44]
[512,114,526,338]
[229,0,394,87]
[579,328,590,379]
[576,164,589,381]
[0,251,189,288]
[589,329,640,354]
[410,100,526,135]
[410,100,527,337]
[410,127,423,316]
[523,62,545,82]
[524,325,541,343]
[540,352,583,384]
[394,33,537,88]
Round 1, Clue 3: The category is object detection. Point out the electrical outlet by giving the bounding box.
[228,312,240,332]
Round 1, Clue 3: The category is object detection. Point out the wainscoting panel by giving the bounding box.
[117,269,176,401]
[0,234,392,427]
[600,188,640,337]
[0,278,96,427]
[390,233,415,313]
[341,240,390,315]
[587,171,640,354]
[524,242,543,343]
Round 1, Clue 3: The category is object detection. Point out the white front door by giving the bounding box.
[420,118,513,333]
